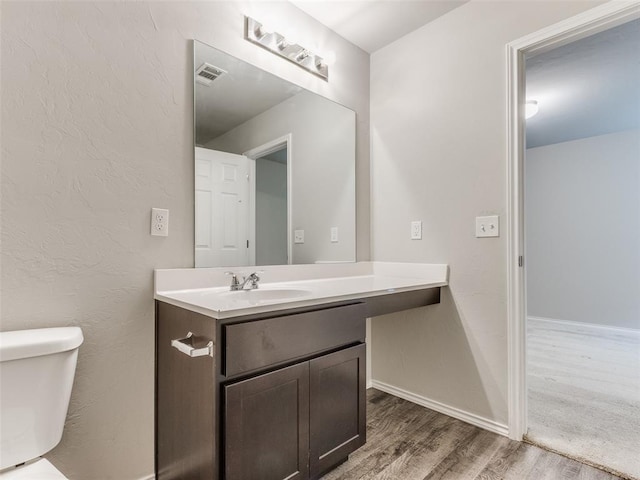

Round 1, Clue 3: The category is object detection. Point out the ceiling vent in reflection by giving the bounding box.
[196,63,227,86]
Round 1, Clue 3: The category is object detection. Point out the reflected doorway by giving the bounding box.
[245,134,293,266]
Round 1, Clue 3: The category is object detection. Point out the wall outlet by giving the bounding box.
[294,229,305,244]
[330,227,339,243]
[475,215,499,238]
[151,208,169,237]
[410,221,422,240]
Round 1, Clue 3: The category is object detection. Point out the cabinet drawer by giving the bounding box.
[223,303,365,377]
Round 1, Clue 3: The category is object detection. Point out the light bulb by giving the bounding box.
[254,22,272,39]
[295,49,309,62]
[259,22,274,35]
[277,38,289,51]
[280,28,300,47]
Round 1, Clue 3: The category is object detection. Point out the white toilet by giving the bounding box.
[0,327,83,479]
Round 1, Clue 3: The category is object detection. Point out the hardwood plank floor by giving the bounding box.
[321,389,622,480]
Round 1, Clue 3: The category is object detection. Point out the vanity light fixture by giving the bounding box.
[525,100,539,119]
[244,16,329,81]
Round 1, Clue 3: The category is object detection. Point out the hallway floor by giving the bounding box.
[321,389,620,480]
[527,318,640,480]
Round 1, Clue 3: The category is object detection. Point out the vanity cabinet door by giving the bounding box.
[309,343,366,478]
[224,362,310,480]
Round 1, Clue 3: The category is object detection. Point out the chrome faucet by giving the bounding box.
[225,271,261,291]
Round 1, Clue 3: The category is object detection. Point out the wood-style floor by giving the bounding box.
[321,389,621,480]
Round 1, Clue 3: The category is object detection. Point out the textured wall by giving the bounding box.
[526,130,640,329]
[369,0,603,427]
[0,2,369,479]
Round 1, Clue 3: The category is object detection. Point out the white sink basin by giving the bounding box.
[218,288,312,303]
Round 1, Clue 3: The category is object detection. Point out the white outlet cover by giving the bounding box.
[330,227,338,243]
[294,229,304,244]
[475,215,499,238]
[411,221,422,240]
[151,208,169,237]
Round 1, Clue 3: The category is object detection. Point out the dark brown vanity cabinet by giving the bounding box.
[156,300,367,480]
[224,344,366,480]
[309,344,366,478]
[225,362,310,480]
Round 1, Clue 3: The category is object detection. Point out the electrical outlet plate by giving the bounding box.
[330,227,338,243]
[475,215,499,238]
[410,221,422,240]
[151,208,169,237]
[294,229,304,244]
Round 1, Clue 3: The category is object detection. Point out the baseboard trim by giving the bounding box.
[137,475,155,480]
[371,380,509,437]
[528,316,640,337]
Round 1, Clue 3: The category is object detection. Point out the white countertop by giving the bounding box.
[154,262,448,319]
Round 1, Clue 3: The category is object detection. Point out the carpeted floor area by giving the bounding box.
[527,318,640,480]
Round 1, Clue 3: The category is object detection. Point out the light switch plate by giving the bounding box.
[330,227,338,243]
[411,221,422,240]
[476,215,499,238]
[151,208,169,237]
[294,229,305,244]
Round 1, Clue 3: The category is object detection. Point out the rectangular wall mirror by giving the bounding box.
[194,40,356,268]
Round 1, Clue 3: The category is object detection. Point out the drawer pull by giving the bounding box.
[171,332,213,358]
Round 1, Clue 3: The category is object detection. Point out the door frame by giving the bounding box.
[506,1,640,441]
[244,134,293,265]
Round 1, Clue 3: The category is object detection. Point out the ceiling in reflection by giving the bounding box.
[195,42,303,145]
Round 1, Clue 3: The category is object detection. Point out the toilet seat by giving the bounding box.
[0,459,68,479]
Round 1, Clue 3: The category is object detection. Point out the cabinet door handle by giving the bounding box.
[171,332,213,358]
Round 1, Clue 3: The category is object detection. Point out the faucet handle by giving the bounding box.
[250,270,265,280]
[246,271,263,288]
[225,271,240,287]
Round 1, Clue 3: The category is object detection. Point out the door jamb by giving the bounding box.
[506,1,640,441]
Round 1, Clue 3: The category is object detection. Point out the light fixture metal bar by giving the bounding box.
[244,16,329,81]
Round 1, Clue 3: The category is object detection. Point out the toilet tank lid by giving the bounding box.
[0,327,83,362]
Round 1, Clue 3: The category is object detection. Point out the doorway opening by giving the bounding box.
[244,134,293,266]
[507,3,640,478]
[524,18,640,478]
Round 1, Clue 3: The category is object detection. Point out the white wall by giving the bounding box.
[0,2,369,478]
[526,130,640,330]
[369,0,603,427]
[208,90,356,264]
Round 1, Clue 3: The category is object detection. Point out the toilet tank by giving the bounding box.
[0,327,83,470]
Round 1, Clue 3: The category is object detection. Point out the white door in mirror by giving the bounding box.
[152,208,169,237]
[194,148,250,266]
